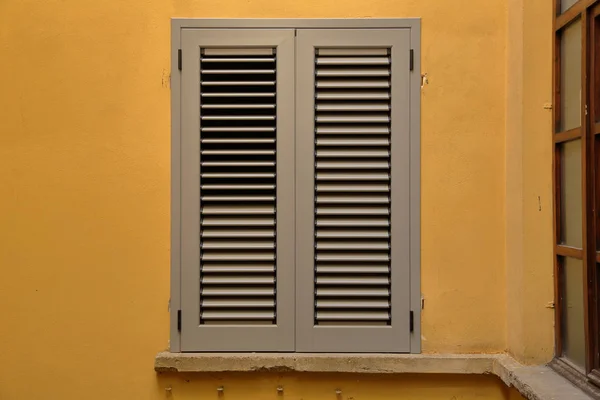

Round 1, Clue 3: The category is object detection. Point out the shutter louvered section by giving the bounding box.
[313,48,392,326]
[199,48,278,325]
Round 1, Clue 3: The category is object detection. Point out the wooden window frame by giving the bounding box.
[552,0,600,392]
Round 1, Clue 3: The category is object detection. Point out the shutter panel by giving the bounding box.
[180,29,295,351]
[296,29,412,352]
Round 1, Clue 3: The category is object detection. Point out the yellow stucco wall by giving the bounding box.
[506,0,554,365]
[0,0,549,397]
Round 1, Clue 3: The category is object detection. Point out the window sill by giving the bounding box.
[155,352,594,400]
[550,358,600,399]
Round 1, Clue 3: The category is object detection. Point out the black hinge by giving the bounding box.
[409,49,414,71]
[177,310,182,332]
[409,311,414,332]
[178,49,182,71]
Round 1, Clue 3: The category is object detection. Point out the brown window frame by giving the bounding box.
[552,0,600,392]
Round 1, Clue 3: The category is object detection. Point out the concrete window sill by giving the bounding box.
[155,352,594,400]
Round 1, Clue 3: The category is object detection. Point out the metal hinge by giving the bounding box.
[409,311,414,332]
[409,49,414,71]
[178,49,182,71]
[177,310,182,332]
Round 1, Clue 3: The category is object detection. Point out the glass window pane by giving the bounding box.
[561,257,586,370]
[560,139,582,247]
[596,139,600,250]
[561,0,578,13]
[560,19,582,131]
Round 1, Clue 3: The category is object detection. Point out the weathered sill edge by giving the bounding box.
[155,352,593,400]
[155,352,499,374]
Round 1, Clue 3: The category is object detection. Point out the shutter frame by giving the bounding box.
[295,29,412,353]
[180,28,295,351]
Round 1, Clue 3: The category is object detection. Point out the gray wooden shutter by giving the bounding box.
[295,29,412,352]
[180,29,295,351]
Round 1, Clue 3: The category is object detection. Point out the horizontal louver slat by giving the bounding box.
[316,253,390,262]
[202,217,275,226]
[202,287,275,296]
[315,184,390,192]
[202,252,275,261]
[202,229,275,238]
[202,299,276,308]
[201,57,275,62]
[199,48,278,325]
[316,69,390,77]
[316,218,390,227]
[316,103,390,111]
[316,150,389,157]
[202,161,275,167]
[202,104,276,109]
[202,139,276,144]
[315,207,390,215]
[316,115,390,123]
[316,288,390,297]
[315,230,390,238]
[201,184,276,190]
[201,311,275,321]
[316,57,390,65]
[202,241,275,249]
[201,127,276,132]
[316,161,390,169]
[316,140,390,146]
[316,241,390,250]
[316,80,390,89]
[314,47,392,326]
[316,172,390,180]
[201,69,276,74]
[201,150,275,156]
[316,300,390,308]
[316,264,390,273]
[317,126,390,134]
[201,115,276,120]
[316,311,390,321]
[202,196,275,201]
[202,81,275,86]
[202,276,275,284]
[202,92,276,98]
[316,196,389,205]
[316,91,390,100]
[202,172,275,178]
[202,264,275,273]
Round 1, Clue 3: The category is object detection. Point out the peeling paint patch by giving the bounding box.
[162,69,171,89]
